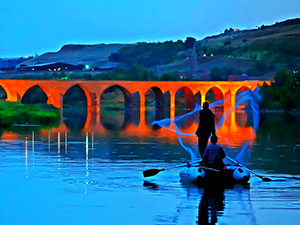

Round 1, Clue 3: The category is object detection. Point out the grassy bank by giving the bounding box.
[0,102,60,127]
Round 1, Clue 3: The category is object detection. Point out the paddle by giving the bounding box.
[226,156,272,181]
[143,160,220,177]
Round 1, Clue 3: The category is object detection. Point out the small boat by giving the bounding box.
[179,164,250,185]
[13,123,41,127]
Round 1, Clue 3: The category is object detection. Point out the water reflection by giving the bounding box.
[100,109,130,130]
[1,107,257,151]
[2,107,300,173]
[63,108,87,130]
[144,180,255,225]
[64,107,257,150]
[198,186,225,225]
[6,109,295,174]
[145,109,170,127]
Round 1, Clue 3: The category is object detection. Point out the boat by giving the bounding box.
[179,164,250,185]
[12,123,41,127]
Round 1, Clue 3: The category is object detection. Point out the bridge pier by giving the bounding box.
[139,92,146,129]
[201,94,206,107]
[139,92,145,112]
[5,92,21,103]
[95,93,101,113]
[169,91,176,120]
[223,90,236,130]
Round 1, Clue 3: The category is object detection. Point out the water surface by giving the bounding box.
[0,109,299,225]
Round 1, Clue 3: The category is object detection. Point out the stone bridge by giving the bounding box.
[0,80,270,119]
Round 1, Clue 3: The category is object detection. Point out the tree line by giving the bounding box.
[259,69,300,112]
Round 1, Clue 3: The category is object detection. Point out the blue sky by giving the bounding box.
[1,0,300,57]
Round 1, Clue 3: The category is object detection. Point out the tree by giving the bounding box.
[184,37,196,49]
[160,72,180,81]
[223,39,231,46]
[274,69,289,87]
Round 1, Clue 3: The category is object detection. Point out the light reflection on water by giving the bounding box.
[0,109,299,225]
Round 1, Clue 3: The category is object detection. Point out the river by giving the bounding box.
[0,108,299,225]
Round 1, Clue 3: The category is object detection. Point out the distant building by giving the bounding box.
[179,72,188,79]
[17,62,85,71]
[96,62,122,71]
[0,57,32,71]
[228,74,249,81]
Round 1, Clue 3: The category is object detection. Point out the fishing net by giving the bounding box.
[151,88,261,163]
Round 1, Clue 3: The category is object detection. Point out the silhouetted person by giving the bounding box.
[203,135,225,170]
[196,102,216,157]
[198,185,225,225]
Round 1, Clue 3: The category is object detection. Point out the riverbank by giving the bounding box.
[259,69,299,115]
[0,102,60,127]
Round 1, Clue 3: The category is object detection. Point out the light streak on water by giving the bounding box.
[58,132,61,154]
[65,132,68,154]
[151,88,261,162]
[32,130,35,152]
[48,131,51,152]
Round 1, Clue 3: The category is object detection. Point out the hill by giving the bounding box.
[15,18,300,81]
[19,44,128,69]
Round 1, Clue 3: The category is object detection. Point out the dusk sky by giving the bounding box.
[1,0,300,58]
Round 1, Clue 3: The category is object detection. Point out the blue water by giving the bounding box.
[0,111,300,225]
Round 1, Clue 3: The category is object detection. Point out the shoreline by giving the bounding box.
[0,102,60,128]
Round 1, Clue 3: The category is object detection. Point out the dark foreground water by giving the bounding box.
[0,110,299,225]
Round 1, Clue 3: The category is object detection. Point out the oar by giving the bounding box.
[143,160,220,177]
[143,160,201,177]
[226,156,272,181]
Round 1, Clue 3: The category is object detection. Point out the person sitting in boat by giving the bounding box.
[202,135,225,170]
[195,102,216,158]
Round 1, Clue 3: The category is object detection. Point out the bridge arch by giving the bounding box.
[175,86,195,109]
[64,84,92,108]
[205,86,224,126]
[62,84,92,131]
[21,85,53,104]
[205,86,224,104]
[101,84,131,97]
[145,86,163,109]
[0,84,8,101]
[235,85,251,97]
[101,85,132,109]
[235,86,251,109]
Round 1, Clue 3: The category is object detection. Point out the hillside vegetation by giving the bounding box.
[197,19,300,76]
[13,18,300,81]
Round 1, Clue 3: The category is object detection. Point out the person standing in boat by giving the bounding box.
[202,135,226,170]
[195,102,216,157]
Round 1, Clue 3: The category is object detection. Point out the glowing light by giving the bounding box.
[152,88,262,162]
[210,53,214,57]
[203,54,206,57]
[85,65,90,69]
